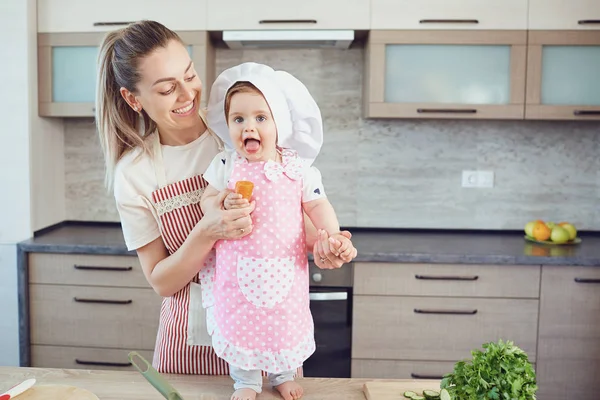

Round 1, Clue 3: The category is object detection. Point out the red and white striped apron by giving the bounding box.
[148,114,303,377]
[148,118,229,375]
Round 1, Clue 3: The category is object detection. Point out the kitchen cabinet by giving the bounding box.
[371,0,527,30]
[38,32,215,117]
[525,31,600,120]
[536,265,600,400]
[529,0,600,30]
[363,30,527,119]
[27,253,161,370]
[37,0,207,33]
[351,263,540,379]
[207,0,369,30]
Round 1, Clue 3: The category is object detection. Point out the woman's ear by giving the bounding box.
[120,87,142,112]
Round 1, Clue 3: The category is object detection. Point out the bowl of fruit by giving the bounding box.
[524,220,580,245]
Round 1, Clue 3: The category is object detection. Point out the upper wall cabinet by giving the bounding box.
[363,31,527,119]
[38,32,215,117]
[529,0,600,30]
[207,0,370,30]
[525,31,600,120]
[37,0,207,33]
[371,0,528,30]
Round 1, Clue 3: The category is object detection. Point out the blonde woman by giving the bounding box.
[96,20,357,376]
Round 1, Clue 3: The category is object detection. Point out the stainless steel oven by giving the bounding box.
[302,262,353,378]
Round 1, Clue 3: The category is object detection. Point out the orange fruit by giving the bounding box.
[235,180,254,200]
[533,221,551,241]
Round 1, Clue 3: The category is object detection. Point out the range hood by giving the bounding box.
[222,30,355,49]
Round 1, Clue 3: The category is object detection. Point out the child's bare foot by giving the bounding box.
[231,388,258,400]
[275,381,303,400]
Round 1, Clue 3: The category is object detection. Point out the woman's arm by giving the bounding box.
[137,189,254,297]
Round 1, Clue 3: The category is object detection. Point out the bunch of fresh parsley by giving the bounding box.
[440,339,537,400]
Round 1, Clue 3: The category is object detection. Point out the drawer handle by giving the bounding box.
[578,20,600,25]
[415,274,479,281]
[414,308,477,315]
[73,264,133,272]
[93,22,134,26]
[417,108,477,114]
[74,297,133,305]
[74,264,133,272]
[75,359,132,367]
[573,110,600,116]
[419,19,479,24]
[259,19,317,24]
[574,278,600,284]
[411,373,445,380]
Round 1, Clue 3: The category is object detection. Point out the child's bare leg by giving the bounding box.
[230,366,262,400]
[270,370,303,400]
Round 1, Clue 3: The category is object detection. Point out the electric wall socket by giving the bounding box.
[462,170,494,188]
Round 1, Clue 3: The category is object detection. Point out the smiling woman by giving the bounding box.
[93,20,356,378]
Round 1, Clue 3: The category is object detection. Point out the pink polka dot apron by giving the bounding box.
[201,149,316,373]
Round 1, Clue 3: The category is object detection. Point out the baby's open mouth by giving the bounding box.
[244,138,261,153]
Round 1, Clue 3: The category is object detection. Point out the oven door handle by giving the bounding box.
[309,292,348,301]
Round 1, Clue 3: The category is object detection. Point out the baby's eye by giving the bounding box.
[234,116,243,123]
[256,115,267,122]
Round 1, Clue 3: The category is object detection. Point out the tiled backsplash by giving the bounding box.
[64,48,600,230]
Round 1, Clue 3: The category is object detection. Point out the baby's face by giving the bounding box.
[227,90,278,162]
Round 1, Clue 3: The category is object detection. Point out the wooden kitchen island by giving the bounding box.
[1,366,433,399]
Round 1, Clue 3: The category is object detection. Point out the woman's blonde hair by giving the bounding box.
[96,20,183,188]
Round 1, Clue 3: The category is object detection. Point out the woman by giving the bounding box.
[95,20,357,375]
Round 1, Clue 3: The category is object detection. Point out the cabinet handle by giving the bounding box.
[578,20,600,25]
[414,308,477,315]
[415,274,478,281]
[75,359,132,367]
[417,108,477,114]
[93,22,134,27]
[411,373,445,380]
[574,278,600,284]
[73,297,132,305]
[259,19,317,24]
[573,110,600,116]
[74,264,133,272]
[420,19,479,24]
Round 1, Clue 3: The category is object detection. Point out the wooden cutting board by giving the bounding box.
[14,384,99,400]
[364,380,442,400]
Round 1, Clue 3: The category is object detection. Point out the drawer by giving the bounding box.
[29,253,150,288]
[30,284,162,349]
[37,0,207,33]
[354,263,540,298]
[371,0,528,30]
[352,359,456,379]
[31,345,153,371]
[352,296,538,361]
[529,0,600,30]
[207,0,369,30]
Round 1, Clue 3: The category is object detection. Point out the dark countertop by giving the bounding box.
[17,222,600,266]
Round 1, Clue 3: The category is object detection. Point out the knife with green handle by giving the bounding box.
[128,351,185,400]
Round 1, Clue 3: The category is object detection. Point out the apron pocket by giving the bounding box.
[186,282,213,346]
[237,256,296,308]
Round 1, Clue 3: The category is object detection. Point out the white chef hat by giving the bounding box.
[206,62,323,165]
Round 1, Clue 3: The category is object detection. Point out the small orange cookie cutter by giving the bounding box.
[235,180,254,200]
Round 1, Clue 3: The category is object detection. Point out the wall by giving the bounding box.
[64,47,600,230]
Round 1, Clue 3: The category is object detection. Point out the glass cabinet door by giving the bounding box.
[52,46,99,103]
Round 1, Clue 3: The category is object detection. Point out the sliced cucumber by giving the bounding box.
[412,396,425,400]
[423,389,441,399]
[440,388,451,400]
[404,391,418,399]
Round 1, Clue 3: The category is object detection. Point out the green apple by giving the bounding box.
[546,221,556,229]
[524,221,536,238]
[559,223,577,240]
[550,226,570,244]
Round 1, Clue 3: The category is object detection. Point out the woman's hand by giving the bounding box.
[197,189,255,241]
[313,229,358,269]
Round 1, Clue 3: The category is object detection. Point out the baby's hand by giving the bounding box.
[223,191,250,210]
[328,233,357,263]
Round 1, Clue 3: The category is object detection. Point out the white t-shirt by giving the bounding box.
[113,131,221,251]
[203,149,327,203]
